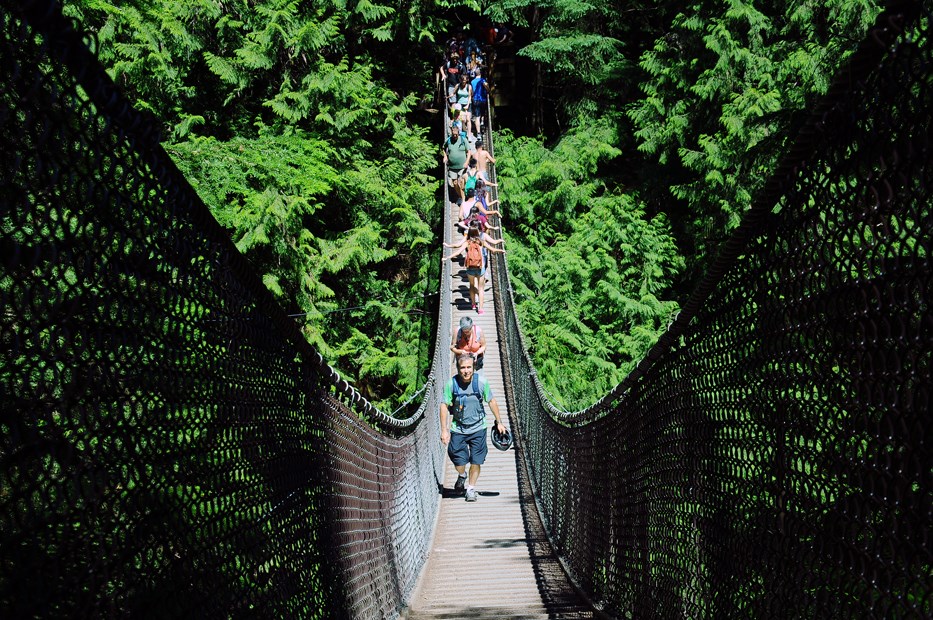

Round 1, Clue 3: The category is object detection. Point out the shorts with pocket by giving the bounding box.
[447,168,465,184]
[447,428,488,466]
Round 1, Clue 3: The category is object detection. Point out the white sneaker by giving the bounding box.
[465,488,478,502]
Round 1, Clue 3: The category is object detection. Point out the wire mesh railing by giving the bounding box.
[488,0,931,617]
[4,0,932,616]
[0,1,452,616]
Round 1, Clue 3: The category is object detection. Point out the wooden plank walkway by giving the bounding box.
[401,198,596,619]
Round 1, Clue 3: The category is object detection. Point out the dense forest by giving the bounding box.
[62,0,882,410]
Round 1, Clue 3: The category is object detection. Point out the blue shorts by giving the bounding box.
[466,266,483,277]
[447,428,488,466]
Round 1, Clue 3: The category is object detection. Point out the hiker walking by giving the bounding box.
[442,130,472,205]
[455,74,473,139]
[457,188,500,232]
[440,51,464,105]
[451,316,486,371]
[473,139,497,185]
[440,354,506,501]
[471,69,490,137]
[443,225,504,314]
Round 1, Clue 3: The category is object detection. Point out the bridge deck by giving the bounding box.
[402,198,594,619]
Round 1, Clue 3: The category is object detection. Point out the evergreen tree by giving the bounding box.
[63,0,452,409]
[628,0,882,269]
[487,0,681,130]
[496,121,683,406]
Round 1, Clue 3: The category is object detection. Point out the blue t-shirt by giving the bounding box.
[471,76,487,102]
[444,374,493,434]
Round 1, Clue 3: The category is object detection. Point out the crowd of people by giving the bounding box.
[438,32,491,144]
[438,27,513,502]
[440,30,506,316]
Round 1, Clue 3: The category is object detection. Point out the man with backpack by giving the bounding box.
[451,316,486,371]
[442,130,472,205]
[440,354,506,501]
[471,68,489,137]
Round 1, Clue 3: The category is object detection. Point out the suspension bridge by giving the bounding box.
[1,1,930,618]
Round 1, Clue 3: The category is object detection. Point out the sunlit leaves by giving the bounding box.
[496,121,683,407]
[67,0,444,408]
[628,0,882,267]
[520,34,626,85]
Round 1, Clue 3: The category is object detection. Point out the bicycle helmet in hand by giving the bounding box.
[490,424,513,451]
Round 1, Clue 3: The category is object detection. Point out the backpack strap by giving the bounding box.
[451,375,482,420]
[470,373,481,399]
[451,374,482,403]
[457,325,483,349]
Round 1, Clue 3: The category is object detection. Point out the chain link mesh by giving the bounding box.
[4,0,932,616]
[490,0,931,617]
[0,1,451,617]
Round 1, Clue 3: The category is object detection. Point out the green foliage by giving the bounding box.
[627,0,883,266]
[490,0,883,290]
[520,33,626,86]
[167,129,339,325]
[496,121,683,406]
[488,0,676,123]
[64,0,453,138]
[167,119,438,408]
[64,0,445,411]
[61,0,886,414]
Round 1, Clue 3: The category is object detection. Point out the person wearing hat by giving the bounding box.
[440,353,506,501]
[451,316,486,371]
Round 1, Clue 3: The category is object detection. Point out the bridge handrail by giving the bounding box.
[13,0,443,431]
[487,0,931,616]
[0,1,450,616]
[490,0,928,425]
